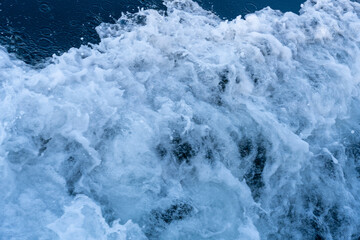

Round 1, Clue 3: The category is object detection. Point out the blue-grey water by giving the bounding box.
[1,0,360,240]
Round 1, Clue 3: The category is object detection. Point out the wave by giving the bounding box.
[1,0,360,239]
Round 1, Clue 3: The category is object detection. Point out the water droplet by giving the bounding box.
[245,2,258,13]
[39,3,51,13]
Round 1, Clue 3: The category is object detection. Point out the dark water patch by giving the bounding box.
[299,187,355,240]
[145,201,193,238]
[314,234,325,240]
[37,136,52,156]
[154,202,193,224]
[243,141,267,201]
[156,143,168,159]
[172,136,196,164]
[238,138,253,158]
[0,0,164,64]
[156,129,222,166]
[218,69,230,92]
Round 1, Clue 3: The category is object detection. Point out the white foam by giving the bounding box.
[1,0,360,239]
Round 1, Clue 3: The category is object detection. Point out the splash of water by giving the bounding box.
[1,0,360,239]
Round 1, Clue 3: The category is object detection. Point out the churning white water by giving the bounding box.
[1,0,360,239]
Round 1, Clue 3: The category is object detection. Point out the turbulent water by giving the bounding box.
[1,0,360,239]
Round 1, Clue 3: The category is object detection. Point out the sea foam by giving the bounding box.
[1,0,360,239]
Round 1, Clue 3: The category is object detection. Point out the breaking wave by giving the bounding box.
[1,0,360,239]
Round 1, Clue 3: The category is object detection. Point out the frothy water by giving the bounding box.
[0,0,304,64]
[1,0,360,239]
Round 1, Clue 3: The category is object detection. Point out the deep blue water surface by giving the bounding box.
[0,0,304,64]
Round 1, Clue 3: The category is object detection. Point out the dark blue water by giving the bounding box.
[0,0,304,64]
